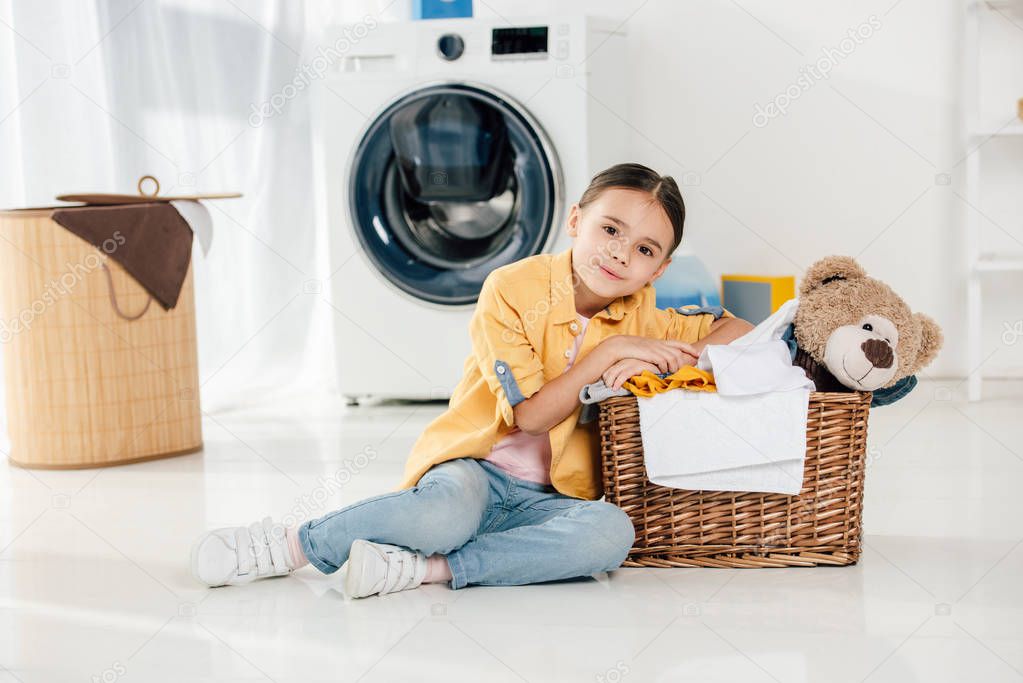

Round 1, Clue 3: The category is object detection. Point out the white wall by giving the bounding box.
[449,0,1019,381]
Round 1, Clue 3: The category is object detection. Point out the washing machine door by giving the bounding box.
[348,83,561,306]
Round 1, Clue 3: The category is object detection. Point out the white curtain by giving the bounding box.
[0,0,409,449]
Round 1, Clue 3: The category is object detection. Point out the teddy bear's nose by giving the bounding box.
[861,338,894,369]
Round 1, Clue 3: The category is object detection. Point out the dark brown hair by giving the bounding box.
[577,163,685,257]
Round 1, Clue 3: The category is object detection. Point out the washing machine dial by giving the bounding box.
[437,33,465,61]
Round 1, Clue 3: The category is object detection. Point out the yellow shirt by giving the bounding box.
[394,246,734,500]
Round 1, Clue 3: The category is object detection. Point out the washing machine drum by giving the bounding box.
[348,83,560,305]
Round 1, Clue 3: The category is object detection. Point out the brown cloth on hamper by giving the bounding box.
[52,202,193,310]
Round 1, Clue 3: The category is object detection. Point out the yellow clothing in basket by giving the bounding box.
[622,366,717,397]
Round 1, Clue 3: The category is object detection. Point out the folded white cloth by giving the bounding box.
[695,298,813,395]
[698,342,814,395]
[637,297,813,494]
[639,389,810,495]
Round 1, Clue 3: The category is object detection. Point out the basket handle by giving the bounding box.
[101,261,152,321]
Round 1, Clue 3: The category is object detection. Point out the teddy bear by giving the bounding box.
[785,255,943,406]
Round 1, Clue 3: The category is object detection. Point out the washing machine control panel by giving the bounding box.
[491,26,549,60]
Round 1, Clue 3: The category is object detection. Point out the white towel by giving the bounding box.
[696,297,812,395]
[698,342,814,395]
[639,390,810,495]
[637,298,813,494]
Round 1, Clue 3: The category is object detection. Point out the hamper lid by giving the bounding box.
[56,176,240,310]
[0,176,241,312]
[51,176,241,310]
[56,174,242,205]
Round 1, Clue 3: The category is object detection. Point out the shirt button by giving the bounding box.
[569,322,578,332]
[496,365,506,374]
[564,349,572,358]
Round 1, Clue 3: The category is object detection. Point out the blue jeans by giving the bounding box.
[297,457,636,590]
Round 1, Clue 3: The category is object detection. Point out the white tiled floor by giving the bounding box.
[2,379,1022,682]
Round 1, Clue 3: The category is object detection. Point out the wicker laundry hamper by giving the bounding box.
[0,207,202,469]
[599,391,871,568]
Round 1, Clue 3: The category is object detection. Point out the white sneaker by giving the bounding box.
[191,517,296,587]
[342,539,428,599]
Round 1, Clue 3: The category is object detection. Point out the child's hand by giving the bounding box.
[601,336,699,375]
[603,359,661,391]
[673,341,701,361]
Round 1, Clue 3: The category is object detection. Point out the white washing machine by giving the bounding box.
[311,16,629,403]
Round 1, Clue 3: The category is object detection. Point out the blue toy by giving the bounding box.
[653,248,720,310]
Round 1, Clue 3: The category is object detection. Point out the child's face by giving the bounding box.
[567,187,675,299]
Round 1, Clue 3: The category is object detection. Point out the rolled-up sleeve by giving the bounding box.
[662,304,735,343]
[469,272,546,427]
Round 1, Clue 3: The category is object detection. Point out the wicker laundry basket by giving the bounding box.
[599,391,871,568]
[0,207,202,469]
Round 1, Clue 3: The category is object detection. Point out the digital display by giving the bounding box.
[492,26,548,57]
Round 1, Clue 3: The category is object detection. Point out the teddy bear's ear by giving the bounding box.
[913,312,943,372]
[799,256,868,298]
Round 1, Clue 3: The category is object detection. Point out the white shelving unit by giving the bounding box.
[963,0,1023,401]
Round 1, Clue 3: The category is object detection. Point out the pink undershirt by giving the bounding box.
[483,313,591,485]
